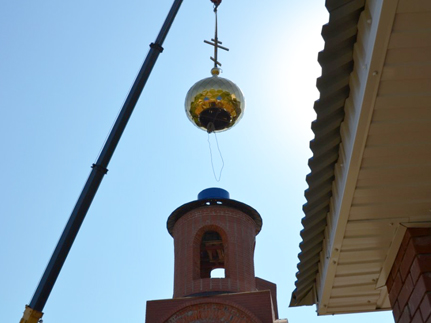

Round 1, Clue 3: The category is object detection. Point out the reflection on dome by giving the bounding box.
[185,73,245,133]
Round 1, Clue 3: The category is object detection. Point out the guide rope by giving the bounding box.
[207,131,224,182]
[211,0,222,11]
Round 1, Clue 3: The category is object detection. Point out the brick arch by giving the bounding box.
[162,298,263,323]
[192,224,229,280]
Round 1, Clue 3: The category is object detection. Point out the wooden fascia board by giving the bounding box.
[316,0,399,315]
[376,224,407,288]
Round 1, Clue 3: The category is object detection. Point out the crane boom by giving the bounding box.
[19,1,183,322]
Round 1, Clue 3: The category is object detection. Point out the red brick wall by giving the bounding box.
[146,290,275,323]
[256,277,278,319]
[172,205,259,298]
[386,228,431,323]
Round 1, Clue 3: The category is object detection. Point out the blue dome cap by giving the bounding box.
[198,188,230,200]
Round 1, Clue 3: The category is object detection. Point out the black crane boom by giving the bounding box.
[19,1,183,322]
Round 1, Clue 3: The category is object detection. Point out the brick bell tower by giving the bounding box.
[145,188,285,323]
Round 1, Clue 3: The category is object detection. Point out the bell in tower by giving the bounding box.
[145,188,285,323]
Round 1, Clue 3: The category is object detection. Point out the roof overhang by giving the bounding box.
[291,0,431,315]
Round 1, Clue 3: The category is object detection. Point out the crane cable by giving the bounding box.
[207,0,224,182]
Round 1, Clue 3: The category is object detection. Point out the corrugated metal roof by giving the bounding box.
[290,0,365,307]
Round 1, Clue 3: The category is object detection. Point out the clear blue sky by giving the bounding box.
[1,0,394,322]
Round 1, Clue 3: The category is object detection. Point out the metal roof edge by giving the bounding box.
[290,0,365,307]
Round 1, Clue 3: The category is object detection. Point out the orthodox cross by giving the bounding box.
[204,4,229,69]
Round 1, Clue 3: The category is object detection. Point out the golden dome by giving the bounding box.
[185,73,245,133]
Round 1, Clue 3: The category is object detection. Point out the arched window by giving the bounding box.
[210,268,225,278]
[200,231,225,278]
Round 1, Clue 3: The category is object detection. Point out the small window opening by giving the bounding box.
[210,268,225,278]
[200,231,225,278]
